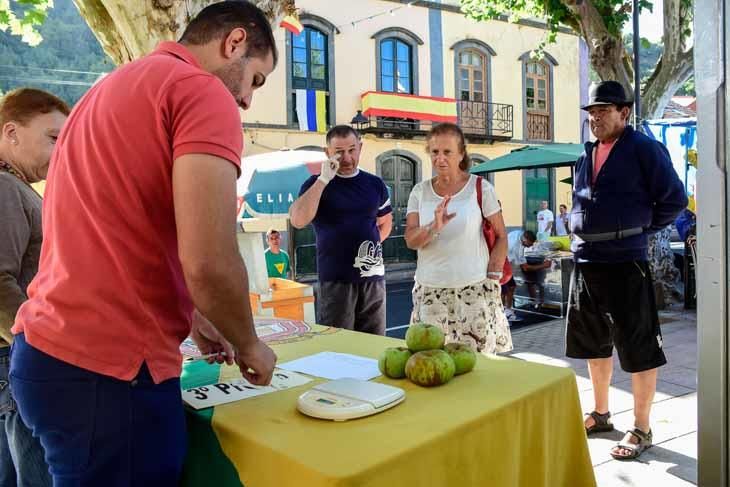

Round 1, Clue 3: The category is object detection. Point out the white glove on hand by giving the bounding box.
[317,154,340,185]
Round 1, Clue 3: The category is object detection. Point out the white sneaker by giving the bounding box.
[505,308,516,321]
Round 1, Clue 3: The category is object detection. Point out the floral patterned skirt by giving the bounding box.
[410,278,513,354]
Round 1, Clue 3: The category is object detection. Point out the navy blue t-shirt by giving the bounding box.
[299,170,392,283]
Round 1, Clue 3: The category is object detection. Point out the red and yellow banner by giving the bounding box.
[280,15,304,35]
[361,91,457,123]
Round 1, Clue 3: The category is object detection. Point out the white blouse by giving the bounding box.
[406,174,501,288]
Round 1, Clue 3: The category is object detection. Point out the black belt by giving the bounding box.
[576,227,644,242]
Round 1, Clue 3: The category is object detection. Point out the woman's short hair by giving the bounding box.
[0,88,70,128]
[426,122,471,171]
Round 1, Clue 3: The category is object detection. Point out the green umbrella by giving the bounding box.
[470,143,584,175]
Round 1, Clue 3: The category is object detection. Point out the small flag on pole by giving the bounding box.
[280,15,304,35]
[296,89,327,133]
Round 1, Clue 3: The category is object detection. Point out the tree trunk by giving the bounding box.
[641,0,694,119]
[562,0,634,95]
[72,0,294,65]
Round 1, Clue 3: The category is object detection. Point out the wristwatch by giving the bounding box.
[487,271,503,280]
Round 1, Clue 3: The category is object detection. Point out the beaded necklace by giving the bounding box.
[0,160,41,197]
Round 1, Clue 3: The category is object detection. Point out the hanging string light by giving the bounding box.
[336,0,420,32]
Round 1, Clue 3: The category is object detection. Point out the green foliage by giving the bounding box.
[0,0,113,105]
[623,34,695,96]
[460,0,574,55]
[0,0,53,46]
[676,76,695,96]
[461,0,659,56]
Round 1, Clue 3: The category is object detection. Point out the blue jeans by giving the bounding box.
[9,334,187,487]
[0,345,51,487]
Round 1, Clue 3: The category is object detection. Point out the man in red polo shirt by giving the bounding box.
[9,2,278,485]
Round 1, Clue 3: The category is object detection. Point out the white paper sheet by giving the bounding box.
[182,369,312,410]
[278,351,381,381]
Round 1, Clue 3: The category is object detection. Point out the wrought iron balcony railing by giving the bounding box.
[356,99,513,142]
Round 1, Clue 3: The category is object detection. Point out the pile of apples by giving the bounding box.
[378,323,477,387]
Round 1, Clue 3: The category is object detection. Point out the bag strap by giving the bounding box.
[476,175,483,209]
[476,176,492,229]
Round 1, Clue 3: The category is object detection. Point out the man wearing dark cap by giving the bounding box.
[567,81,687,460]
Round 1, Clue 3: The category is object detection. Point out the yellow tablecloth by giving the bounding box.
[183,326,596,487]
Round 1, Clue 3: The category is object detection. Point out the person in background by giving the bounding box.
[405,123,512,354]
[569,81,687,461]
[675,208,696,243]
[0,87,68,487]
[555,204,570,236]
[290,125,393,335]
[264,229,290,279]
[9,3,279,484]
[503,230,550,315]
[536,200,554,237]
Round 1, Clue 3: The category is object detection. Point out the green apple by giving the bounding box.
[405,323,445,352]
[378,347,412,379]
[405,349,456,387]
[444,342,477,375]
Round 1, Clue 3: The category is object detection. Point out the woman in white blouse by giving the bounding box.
[404,123,512,354]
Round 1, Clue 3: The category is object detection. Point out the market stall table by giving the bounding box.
[180,326,596,487]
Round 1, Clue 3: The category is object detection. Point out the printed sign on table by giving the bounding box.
[182,369,312,410]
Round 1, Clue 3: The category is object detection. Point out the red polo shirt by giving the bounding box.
[13,42,243,383]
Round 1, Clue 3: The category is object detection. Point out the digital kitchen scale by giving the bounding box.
[297,378,405,421]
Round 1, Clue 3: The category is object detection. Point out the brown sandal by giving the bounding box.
[585,411,614,435]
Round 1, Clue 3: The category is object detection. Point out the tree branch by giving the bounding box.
[72,0,294,65]
[561,0,633,90]
[642,46,694,119]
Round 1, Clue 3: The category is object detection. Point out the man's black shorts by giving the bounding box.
[501,277,516,295]
[566,261,666,373]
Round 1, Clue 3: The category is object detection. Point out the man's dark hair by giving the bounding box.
[326,125,361,144]
[523,230,537,243]
[180,1,278,66]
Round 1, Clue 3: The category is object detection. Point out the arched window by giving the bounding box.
[286,15,338,128]
[519,51,558,141]
[291,27,328,91]
[470,155,494,185]
[452,40,496,136]
[373,28,423,95]
[377,150,422,263]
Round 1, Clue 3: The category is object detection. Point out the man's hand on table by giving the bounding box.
[190,309,235,365]
[235,340,277,386]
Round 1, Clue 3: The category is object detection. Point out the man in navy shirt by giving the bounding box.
[290,126,393,334]
[568,81,687,461]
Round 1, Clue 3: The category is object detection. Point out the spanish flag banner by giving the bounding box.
[296,89,327,133]
[361,91,458,123]
[280,15,304,35]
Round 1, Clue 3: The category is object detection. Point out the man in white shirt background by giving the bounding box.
[503,230,551,319]
[536,200,554,236]
[555,204,569,236]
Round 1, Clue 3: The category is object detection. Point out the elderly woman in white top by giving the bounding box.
[404,123,512,354]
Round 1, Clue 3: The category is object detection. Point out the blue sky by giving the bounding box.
[636,0,664,42]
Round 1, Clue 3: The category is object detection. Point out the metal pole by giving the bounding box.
[632,0,641,125]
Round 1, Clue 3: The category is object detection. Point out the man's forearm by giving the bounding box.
[184,255,259,352]
[378,217,393,242]
[290,181,326,229]
[487,234,508,273]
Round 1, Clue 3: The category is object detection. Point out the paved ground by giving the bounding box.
[507,304,698,487]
